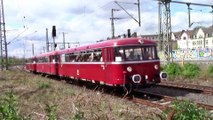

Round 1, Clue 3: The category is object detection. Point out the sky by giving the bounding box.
[3,0,213,58]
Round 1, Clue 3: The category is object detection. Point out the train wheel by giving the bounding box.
[123,84,133,96]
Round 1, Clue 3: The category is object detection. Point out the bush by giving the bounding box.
[164,62,182,78]
[208,65,213,78]
[39,83,50,89]
[163,100,210,120]
[182,63,200,78]
[45,104,58,120]
[0,92,24,120]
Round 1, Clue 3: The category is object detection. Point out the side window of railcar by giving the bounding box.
[52,55,60,63]
[75,52,82,62]
[88,51,94,62]
[125,48,137,61]
[114,46,159,61]
[64,53,78,62]
[114,47,124,62]
[142,46,159,60]
[44,57,49,62]
[84,49,102,62]
[37,57,48,63]
[133,48,143,60]
[93,49,102,62]
[62,50,102,62]
[37,57,41,63]
[81,51,91,62]
[70,53,77,62]
[124,48,142,61]
[65,53,71,62]
[79,51,86,62]
[61,54,65,62]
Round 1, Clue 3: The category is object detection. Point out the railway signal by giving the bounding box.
[52,25,56,51]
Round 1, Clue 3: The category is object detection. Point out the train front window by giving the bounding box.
[114,46,159,61]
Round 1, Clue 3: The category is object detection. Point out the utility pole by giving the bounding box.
[158,1,163,51]
[62,32,66,49]
[110,9,120,38]
[46,28,49,52]
[0,0,7,70]
[137,0,141,27]
[32,43,34,56]
[187,3,193,28]
[211,6,213,27]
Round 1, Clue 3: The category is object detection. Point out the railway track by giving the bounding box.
[130,81,213,118]
[132,89,213,111]
[159,81,213,95]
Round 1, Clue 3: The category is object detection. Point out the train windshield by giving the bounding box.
[114,46,159,61]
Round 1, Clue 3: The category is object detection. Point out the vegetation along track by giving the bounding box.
[22,70,213,115]
[25,71,213,112]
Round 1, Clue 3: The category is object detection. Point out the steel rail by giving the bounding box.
[133,89,213,111]
[159,81,213,95]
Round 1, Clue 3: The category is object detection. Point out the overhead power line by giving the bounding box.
[114,0,141,27]
[171,0,213,7]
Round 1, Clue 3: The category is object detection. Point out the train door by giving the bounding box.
[55,55,59,75]
[75,52,81,78]
[103,47,113,84]
[51,55,59,75]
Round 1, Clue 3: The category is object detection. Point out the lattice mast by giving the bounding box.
[0,0,8,70]
[158,0,172,62]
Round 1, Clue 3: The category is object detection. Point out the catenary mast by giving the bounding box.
[0,0,7,70]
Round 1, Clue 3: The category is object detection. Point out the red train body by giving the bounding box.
[25,37,167,90]
[25,56,36,72]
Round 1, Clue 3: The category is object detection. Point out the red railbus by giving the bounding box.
[25,37,167,92]
[57,37,166,91]
[35,51,59,75]
[25,56,37,73]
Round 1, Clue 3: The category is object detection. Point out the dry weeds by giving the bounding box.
[0,70,161,120]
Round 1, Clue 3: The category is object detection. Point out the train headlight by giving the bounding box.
[145,75,148,80]
[160,72,167,80]
[132,74,142,83]
[127,66,132,72]
[154,65,159,70]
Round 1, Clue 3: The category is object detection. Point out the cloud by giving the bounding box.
[3,0,213,58]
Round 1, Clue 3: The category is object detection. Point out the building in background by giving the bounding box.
[141,25,213,60]
[140,26,213,50]
[172,26,213,49]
